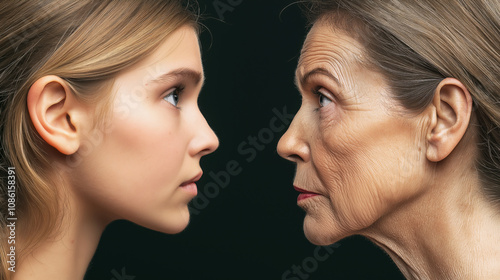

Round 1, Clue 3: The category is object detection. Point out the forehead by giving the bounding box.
[141,26,203,75]
[296,19,365,86]
[113,26,203,88]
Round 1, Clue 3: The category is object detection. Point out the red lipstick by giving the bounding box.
[294,186,320,202]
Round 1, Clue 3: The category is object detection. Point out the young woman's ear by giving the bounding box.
[426,78,473,162]
[27,75,89,155]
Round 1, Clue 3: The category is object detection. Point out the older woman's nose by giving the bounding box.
[277,114,310,163]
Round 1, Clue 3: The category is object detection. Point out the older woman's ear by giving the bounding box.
[27,75,89,155]
[426,78,473,162]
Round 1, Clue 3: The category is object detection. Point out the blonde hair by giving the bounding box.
[302,0,500,203]
[0,0,198,278]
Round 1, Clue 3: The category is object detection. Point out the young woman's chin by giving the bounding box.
[133,207,192,234]
[162,209,192,234]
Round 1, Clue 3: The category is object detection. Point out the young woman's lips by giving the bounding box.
[294,186,320,203]
[180,172,202,196]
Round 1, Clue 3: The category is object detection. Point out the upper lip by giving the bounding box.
[294,185,320,195]
[180,172,203,186]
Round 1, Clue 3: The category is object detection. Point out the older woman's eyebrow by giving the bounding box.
[149,68,204,86]
[296,67,342,89]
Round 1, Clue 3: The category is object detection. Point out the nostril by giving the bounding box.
[277,145,299,162]
[287,154,302,162]
[199,147,214,157]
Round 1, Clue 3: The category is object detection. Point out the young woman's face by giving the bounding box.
[70,26,219,233]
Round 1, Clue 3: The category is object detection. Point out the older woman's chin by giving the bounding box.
[303,216,347,246]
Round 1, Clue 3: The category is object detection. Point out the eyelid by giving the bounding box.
[301,71,342,97]
[164,87,177,96]
[162,84,185,109]
[313,87,335,101]
[162,84,185,98]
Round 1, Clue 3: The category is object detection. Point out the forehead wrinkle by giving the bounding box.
[297,27,369,109]
[297,32,363,89]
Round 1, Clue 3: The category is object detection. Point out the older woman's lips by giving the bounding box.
[294,186,320,202]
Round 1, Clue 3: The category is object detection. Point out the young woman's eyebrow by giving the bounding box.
[149,68,204,86]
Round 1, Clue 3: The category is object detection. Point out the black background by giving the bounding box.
[84,1,405,279]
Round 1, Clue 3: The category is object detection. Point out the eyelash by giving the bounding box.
[163,84,186,109]
[312,87,334,110]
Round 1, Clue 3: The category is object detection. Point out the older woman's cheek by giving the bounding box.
[317,119,390,229]
[313,130,365,226]
[335,157,388,230]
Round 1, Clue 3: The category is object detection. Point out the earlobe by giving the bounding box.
[27,75,83,155]
[426,78,473,162]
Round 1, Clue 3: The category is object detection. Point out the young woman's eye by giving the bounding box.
[314,88,333,107]
[163,87,183,107]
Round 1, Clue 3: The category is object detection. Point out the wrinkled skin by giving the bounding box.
[277,20,432,245]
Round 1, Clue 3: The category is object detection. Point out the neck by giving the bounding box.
[364,168,500,279]
[14,189,107,280]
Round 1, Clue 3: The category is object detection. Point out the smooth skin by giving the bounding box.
[19,25,218,280]
[278,19,500,279]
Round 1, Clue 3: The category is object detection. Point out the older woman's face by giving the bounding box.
[277,20,430,245]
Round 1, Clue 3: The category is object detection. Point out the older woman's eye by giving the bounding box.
[163,86,184,108]
[314,88,333,107]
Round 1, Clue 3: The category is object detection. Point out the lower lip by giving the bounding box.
[297,193,319,202]
[180,183,198,196]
